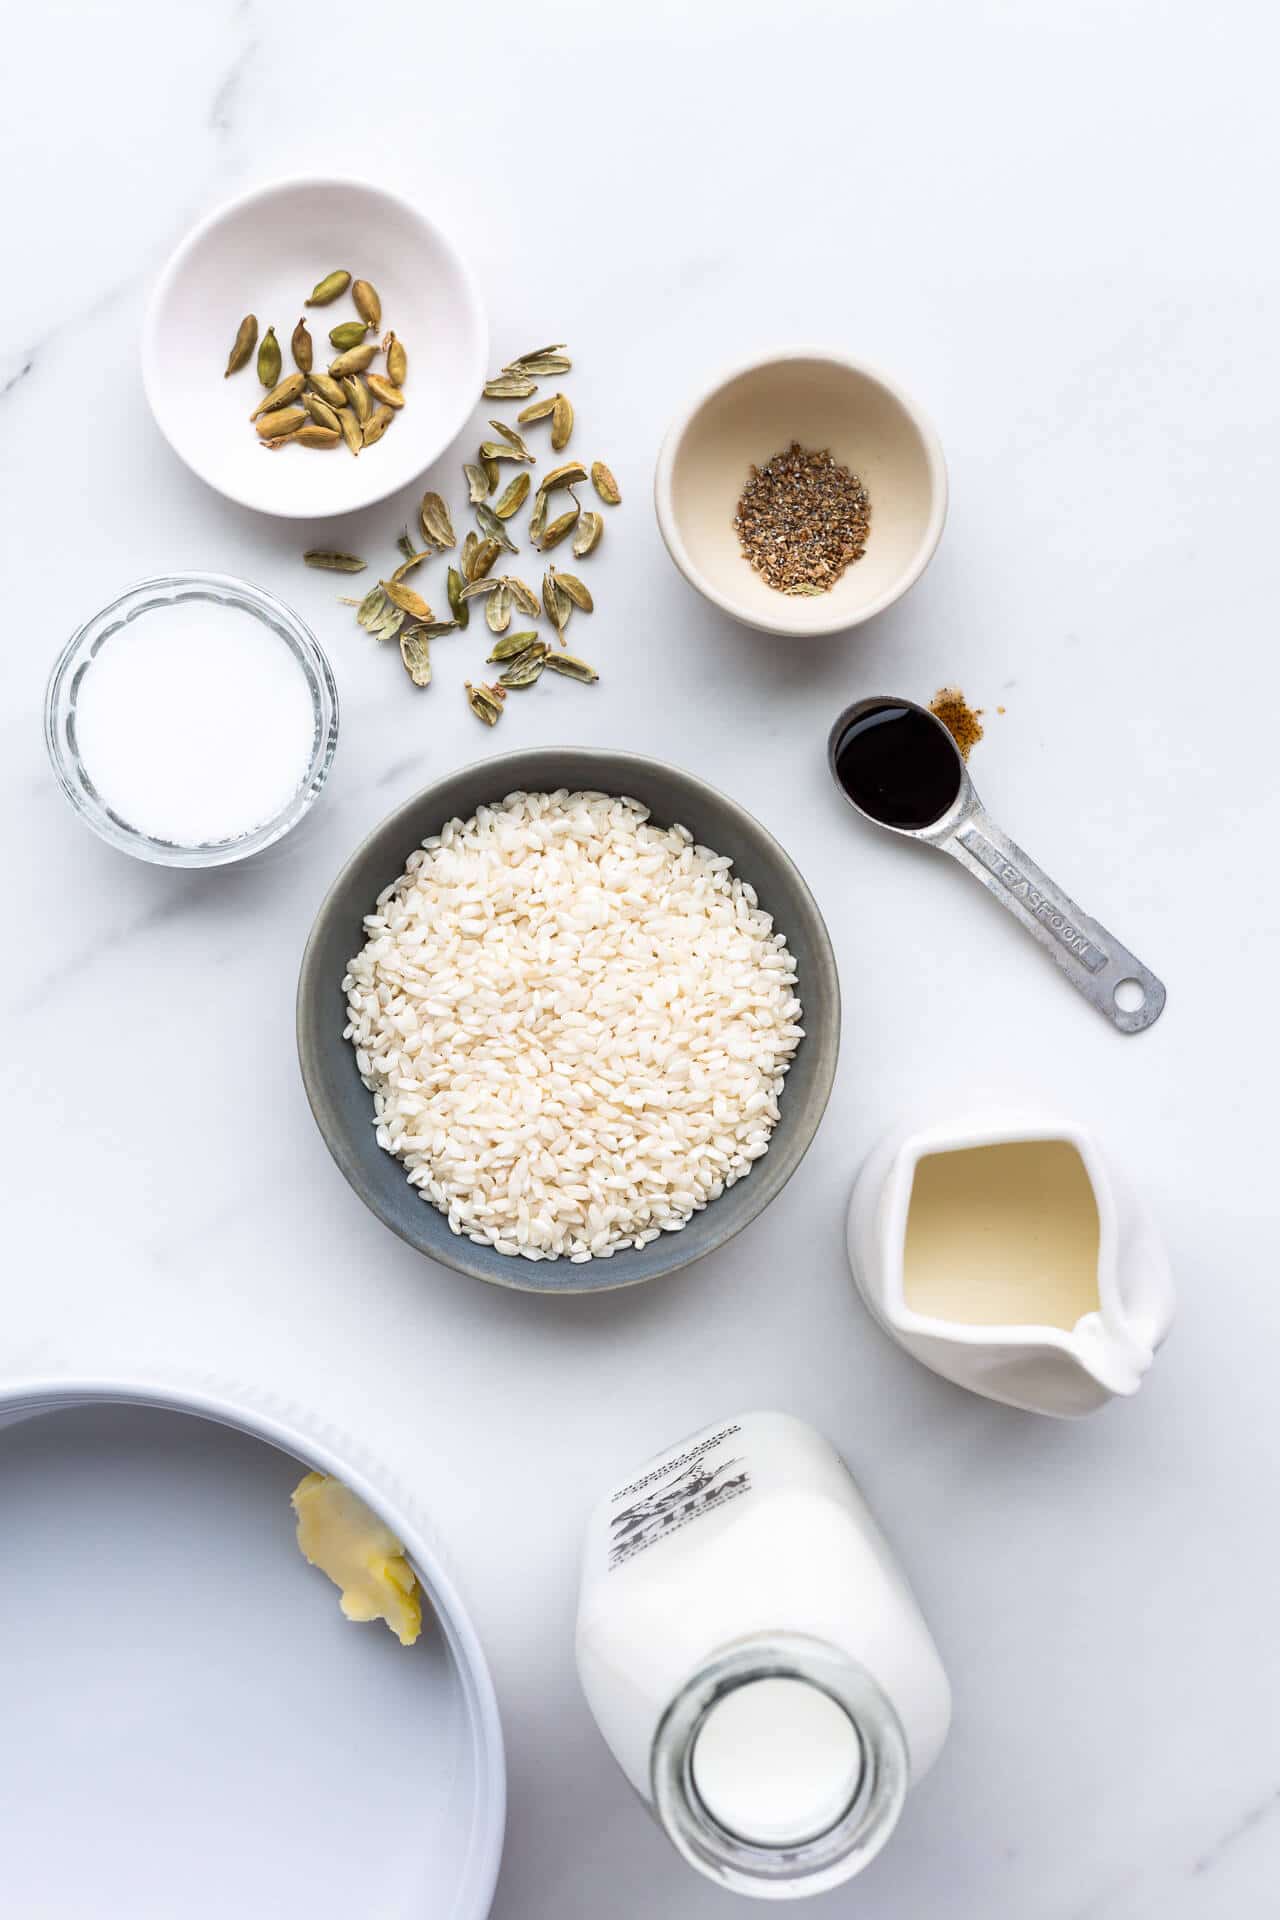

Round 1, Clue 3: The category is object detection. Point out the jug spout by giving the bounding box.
[1066,1311,1153,1401]
[847,1102,1175,1419]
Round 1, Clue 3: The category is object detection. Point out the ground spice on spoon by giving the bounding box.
[734,443,871,595]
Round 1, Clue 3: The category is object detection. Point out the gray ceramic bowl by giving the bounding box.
[297,748,840,1294]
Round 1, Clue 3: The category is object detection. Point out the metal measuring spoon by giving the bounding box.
[827,697,1165,1033]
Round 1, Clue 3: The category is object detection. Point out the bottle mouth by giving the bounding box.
[650,1635,909,1898]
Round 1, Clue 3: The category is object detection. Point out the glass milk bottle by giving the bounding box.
[575,1411,950,1900]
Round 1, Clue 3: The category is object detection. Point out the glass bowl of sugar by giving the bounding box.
[45,574,339,867]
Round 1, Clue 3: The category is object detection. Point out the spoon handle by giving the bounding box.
[939,804,1166,1033]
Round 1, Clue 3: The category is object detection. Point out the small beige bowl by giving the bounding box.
[654,350,947,637]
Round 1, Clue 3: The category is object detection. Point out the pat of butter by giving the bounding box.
[291,1472,423,1647]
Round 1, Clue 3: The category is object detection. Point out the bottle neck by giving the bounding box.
[649,1634,909,1899]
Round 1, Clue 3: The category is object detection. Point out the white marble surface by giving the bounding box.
[4,1,1279,1913]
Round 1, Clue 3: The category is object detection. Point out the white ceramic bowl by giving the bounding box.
[654,350,947,637]
[0,1376,505,1919]
[143,177,488,520]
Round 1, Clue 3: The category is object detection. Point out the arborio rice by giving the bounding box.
[342,790,804,1262]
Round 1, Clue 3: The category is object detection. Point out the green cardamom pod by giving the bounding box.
[256,326,281,389]
[290,317,313,374]
[250,372,306,421]
[384,332,407,386]
[362,404,394,447]
[365,374,405,410]
[543,652,598,683]
[329,343,378,377]
[306,373,347,409]
[225,313,257,377]
[302,393,341,433]
[253,404,308,439]
[447,566,469,629]
[338,409,362,457]
[352,279,381,330]
[329,320,370,351]
[341,375,371,424]
[305,270,351,307]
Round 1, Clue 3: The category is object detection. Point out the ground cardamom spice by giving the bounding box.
[733,443,871,595]
[929,686,984,759]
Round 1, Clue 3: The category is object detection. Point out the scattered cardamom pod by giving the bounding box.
[357,583,405,640]
[250,372,306,421]
[459,578,501,600]
[493,473,531,519]
[486,582,513,633]
[302,392,342,433]
[395,528,417,563]
[498,648,548,689]
[591,461,621,505]
[306,270,351,307]
[296,424,341,448]
[529,487,550,543]
[330,342,378,377]
[464,463,492,504]
[553,570,593,611]
[257,326,281,388]
[225,313,258,377]
[382,577,432,620]
[486,629,542,660]
[470,536,502,580]
[307,372,347,409]
[341,374,371,423]
[399,629,432,687]
[460,531,481,580]
[338,408,362,456]
[543,461,587,493]
[516,395,558,424]
[573,511,603,557]
[479,440,533,465]
[504,345,570,374]
[365,373,405,410]
[466,681,506,725]
[362,403,394,446]
[391,551,429,582]
[543,652,598,683]
[539,497,581,551]
[329,320,370,351]
[303,550,367,572]
[253,403,308,440]
[447,566,469,628]
[543,568,571,636]
[475,502,518,552]
[482,455,501,493]
[507,576,541,618]
[352,279,381,330]
[419,492,456,548]
[550,392,574,451]
[384,332,407,386]
[488,419,535,460]
[290,317,313,374]
[483,372,538,400]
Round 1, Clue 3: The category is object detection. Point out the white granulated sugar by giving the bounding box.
[342,789,804,1263]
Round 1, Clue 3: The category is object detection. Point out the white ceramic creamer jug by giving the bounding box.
[847,1102,1175,1417]
[575,1411,950,1899]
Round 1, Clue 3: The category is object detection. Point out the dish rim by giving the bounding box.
[140,172,489,520]
[653,344,948,638]
[296,745,841,1294]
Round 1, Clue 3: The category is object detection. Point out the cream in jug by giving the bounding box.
[575,1411,950,1900]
